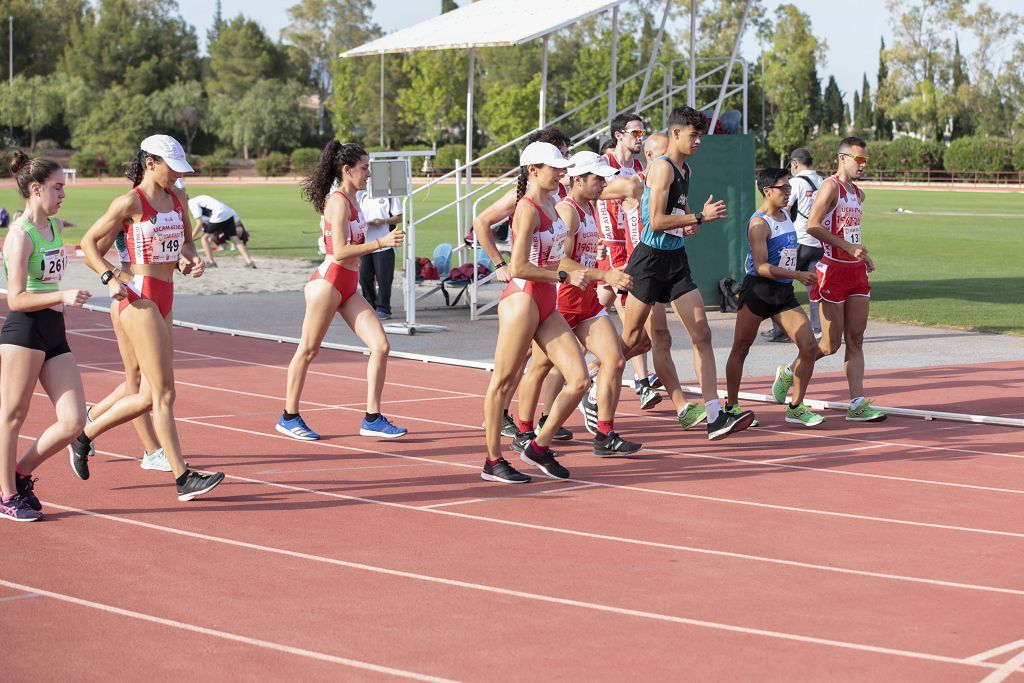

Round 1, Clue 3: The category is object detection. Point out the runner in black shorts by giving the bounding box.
[724,167,824,427]
[619,106,754,440]
[0,152,91,522]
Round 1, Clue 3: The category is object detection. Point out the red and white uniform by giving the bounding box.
[624,170,646,256]
[595,154,643,270]
[118,186,185,318]
[557,197,606,329]
[810,176,871,303]
[499,197,568,322]
[311,192,366,302]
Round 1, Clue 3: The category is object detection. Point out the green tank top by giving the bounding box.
[4,216,66,292]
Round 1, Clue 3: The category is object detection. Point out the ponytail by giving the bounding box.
[302,140,367,214]
[125,149,161,187]
[10,151,62,199]
[515,166,529,203]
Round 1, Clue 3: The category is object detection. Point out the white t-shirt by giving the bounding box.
[356,190,402,253]
[188,195,238,224]
[788,170,824,247]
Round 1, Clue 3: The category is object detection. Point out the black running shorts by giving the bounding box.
[203,218,236,237]
[738,275,801,319]
[624,242,698,305]
[796,244,824,272]
[0,308,72,359]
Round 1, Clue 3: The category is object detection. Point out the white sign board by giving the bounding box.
[369,159,411,198]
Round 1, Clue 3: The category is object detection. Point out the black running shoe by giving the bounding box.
[538,415,572,441]
[707,409,755,441]
[176,470,226,501]
[68,435,92,481]
[593,431,643,457]
[15,473,41,512]
[519,445,570,480]
[500,413,521,439]
[577,391,599,435]
[481,457,531,484]
[511,430,534,455]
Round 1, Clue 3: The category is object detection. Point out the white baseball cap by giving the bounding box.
[519,141,573,168]
[140,134,194,174]
[566,151,619,177]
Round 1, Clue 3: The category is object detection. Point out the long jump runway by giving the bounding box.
[4,305,1024,681]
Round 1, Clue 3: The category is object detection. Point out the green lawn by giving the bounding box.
[3,182,1021,334]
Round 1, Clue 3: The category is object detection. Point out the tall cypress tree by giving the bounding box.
[950,35,973,137]
[873,38,892,139]
[821,76,845,134]
[855,73,873,132]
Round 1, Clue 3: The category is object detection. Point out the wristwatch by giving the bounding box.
[100,270,115,285]
[558,270,569,283]
[694,211,704,225]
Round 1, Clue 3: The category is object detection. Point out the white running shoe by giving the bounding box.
[140,448,173,472]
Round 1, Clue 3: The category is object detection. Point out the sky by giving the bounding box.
[177,0,1019,108]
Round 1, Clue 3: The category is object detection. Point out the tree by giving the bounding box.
[2,0,87,78]
[1,74,63,149]
[949,36,973,137]
[396,51,468,149]
[152,81,207,153]
[874,38,893,139]
[821,76,847,134]
[281,0,379,136]
[441,0,458,12]
[206,15,290,101]
[69,84,159,161]
[59,0,200,95]
[761,4,825,161]
[854,73,873,133]
[212,80,310,158]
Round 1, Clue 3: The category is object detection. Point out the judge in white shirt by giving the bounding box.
[187,194,256,269]
[356,189,403,320]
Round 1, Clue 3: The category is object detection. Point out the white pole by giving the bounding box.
[688,2,697,109]
[379,53,385,148]
[742,58,748,134]
[7,16,12,142]
[464,48,476,266]
[636,0,671,110]
[539,36,548,128]
[710,0,752,133]
[608,6,618,128]
[405,168,416,327]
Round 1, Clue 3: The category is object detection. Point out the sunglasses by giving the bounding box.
[841,153,869,164]
[768,184,791,190]
[621,129,645,138]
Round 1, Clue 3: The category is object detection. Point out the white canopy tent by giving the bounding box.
[342,0,752,330]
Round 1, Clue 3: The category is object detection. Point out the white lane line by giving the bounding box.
[420,483,601,509]
[754,443,888,464]
[0,591,40,603]
[980,648,1024,683]
[0,578,457,683]
[966,639,1024,664]
[28,504,1020,675]
[77,440,1024,597]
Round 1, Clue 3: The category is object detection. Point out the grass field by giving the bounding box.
[2,181,1021,334]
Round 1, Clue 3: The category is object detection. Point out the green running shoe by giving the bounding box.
[726,403,760,427]
[677,402,707,430]
[785,403,825,427]
[847,399,887,422]
[771,364,794,404]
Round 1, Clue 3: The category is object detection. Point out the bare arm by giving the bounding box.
[472,188,516,274]
[598,176,641,201]
[748,218,815,285]
[4,227,89,311]
[327,194,403,262]
[508,201,559,283]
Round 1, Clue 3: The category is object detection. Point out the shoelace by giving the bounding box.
[19,475,38,492]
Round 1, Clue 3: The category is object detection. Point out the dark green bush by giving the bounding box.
[944,136,1013,172]
[197,153,230,177]
[478,143,520,173]
[1013,141,1024,172]
[290,147,321,176]
[70,152,109,177]
[435,144,467,171]
[878,136,943,171]
[254,152,290,177]
[802,135,842,174]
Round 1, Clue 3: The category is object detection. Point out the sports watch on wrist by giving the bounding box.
[100,270,115,285]
[694,211,704,225]
[558,270,569,283]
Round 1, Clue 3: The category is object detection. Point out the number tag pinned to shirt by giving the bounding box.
[844,225,862,245]
[41,247,67,283]
[779,247,797,271]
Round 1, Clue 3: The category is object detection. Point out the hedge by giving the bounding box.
[254,152,290,177]
[196,153,230,177]
[290,147,320,176]
[479,143,520,172]
[802,135,842,172]
[1015,142,1024,173]
[69,152,109,177]
[435,144,467,170]
[873,137,943,171]
[944,136,1014,172]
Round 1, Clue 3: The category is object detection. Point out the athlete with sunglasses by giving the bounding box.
[771,136,887,422]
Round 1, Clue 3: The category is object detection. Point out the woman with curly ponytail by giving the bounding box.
[0,152,90,521]
[276,141,408,441]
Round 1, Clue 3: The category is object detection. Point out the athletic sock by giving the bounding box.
[724,403,735,411]
[15,467,28,477]
[789,402,801,410]
[1,493,14,503]
[597,420,614,435]
[850,397,865,410]
[175,471,190,486]
[365,412,381,423]
[282,411,299,421]
[529,439,548,455]
[636,377,651,388]
[76,433,92,448]
[517,419,534,433]
[705,399,721,423]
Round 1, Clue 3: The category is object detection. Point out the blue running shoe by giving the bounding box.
[360,415,407,439]
[276,414,320,441]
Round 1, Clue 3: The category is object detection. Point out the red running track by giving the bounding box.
[3,306,1024,681]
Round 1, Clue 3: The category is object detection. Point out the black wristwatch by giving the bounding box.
[558,270,569,283]
[100,270,115,285]
[494,261,508,270]
[694,211,704,225]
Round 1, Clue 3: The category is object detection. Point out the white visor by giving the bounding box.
[519,141,573,169]
[140,134,194,174]
[566,151,619,177]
